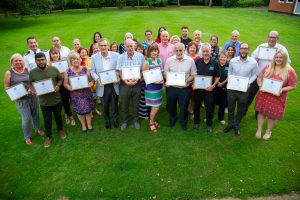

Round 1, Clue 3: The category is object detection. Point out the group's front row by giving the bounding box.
[4,40,297,147]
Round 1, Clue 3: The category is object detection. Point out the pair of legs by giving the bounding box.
[194,89,214,127]
[60,85,75,125]
[102,84,119,127]
[77,112,93,131]
[256,112,276,139]
[149,107,160,132]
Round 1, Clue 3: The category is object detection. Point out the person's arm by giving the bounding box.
[63,72,72,91]
[87,70,95,87]
[3,70,11,89]
[249,61,259,84]
[280,69,297,94]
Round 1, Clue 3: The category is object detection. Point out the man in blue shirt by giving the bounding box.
[223,30,241,57]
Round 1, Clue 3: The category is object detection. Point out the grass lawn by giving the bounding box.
[0,6,299,199]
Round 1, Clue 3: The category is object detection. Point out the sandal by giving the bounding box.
[70,117,76,126]
[66,116,71,125]
[154,121,160,128]
[149,123,157,133]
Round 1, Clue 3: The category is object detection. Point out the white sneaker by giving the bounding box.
[220,120,226,125]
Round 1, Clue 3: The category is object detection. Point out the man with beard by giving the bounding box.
[223,43,258,136]
[164,43,197,131]
[180,26,192,49]
[29,53,66,147]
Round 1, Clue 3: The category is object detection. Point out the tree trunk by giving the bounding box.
[177,0,180,6]
[61,0,65,12]
[209,0,213,7]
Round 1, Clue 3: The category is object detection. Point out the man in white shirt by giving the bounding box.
[52,36,70,61]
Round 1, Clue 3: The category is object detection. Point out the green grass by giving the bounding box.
[0,6,300,199]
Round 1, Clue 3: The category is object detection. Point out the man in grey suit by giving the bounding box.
[91,38,120,129]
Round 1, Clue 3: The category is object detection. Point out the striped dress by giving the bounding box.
[144,58,163,108]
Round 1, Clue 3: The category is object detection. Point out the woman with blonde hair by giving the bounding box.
[255,50,297,140]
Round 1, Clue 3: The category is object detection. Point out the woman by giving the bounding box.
[49,47,76,126]
[210,35,222,61]
[142,44,164,132]
[226,45,236,61]
[136,42,146,56]
[64,53,95,132]
[155,26,167,44]
[89,32,102,56]
[119,32,133,54]
[170,35,181,45]
[110,41,119,53]
[255,50,297,140]
[70,38,81,54]
[3,53,44,144]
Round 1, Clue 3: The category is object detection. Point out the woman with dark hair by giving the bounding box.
[210,35,222,61]
[226,45,236,61]
[155,26,167,44]
[89,32,102,56]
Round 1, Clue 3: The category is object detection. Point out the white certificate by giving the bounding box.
[32,78,55,96]
[122,66,141,80]
[98,70,118,85]
[261,77,283,96]
[258,46,278,60]
[142,68,163,85]
[6,83,28,101]
[227,75,249,92]
[69,74,89,91]
[193,75,212,89]
[52,61,69,73]
[166,72,186,87]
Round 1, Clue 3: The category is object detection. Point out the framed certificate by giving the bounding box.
[6,83,28,101]
[258,46,278,60]
[32,78,55,96]
[142,68,163,85]
[121,66,141,80]
[52,61,69,73]
[193,75,212,89]
[166,72,186,87]
[227,75,249,92]
[69,74,89,91]
[98,70,118,85]
[261,77,283,96]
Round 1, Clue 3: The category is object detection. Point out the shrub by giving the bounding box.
[222,0,238,8]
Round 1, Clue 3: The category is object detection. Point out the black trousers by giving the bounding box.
[59,85,72,117]
[166,87,190,128]
[120,81,141,124]
[102,84,118,124]
[246,79,259,114]
[194,89,214,126]
[40,102,63,138]
[213,87,228,121]
[227,90,249,128]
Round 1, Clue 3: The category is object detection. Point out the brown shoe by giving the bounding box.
[58,130,66,139]
[44,137,52,148]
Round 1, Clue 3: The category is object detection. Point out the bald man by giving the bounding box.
[52,36,70,61]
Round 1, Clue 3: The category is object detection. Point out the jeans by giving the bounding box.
[40,102,63,138]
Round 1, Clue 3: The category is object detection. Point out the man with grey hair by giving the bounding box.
[193,30,204,57]
[164,42,197,131]
[224,30,241,56]
[245,31,291,115]
[158,30,175,69]
[119,32,134,54]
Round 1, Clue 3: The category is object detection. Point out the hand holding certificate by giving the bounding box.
[52,61,69,73]
[69,74,89,90]
[166,72,186,87]
[227,75,249,92]
[258,46,277,60]
[98,70,118,85]
[122,66,141,80]
[261,77,283,96]
[32,78,55,96]
[193,75,212,89]
[142,68,163,85]
[6,83,28,101]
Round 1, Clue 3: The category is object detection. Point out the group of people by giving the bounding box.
[3,26,297,148]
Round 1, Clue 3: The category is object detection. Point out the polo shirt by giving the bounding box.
[195,58,220,78]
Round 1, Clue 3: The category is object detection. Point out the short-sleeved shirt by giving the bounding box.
[29,66,62,106]
[24,49,49,70]
[158,42,175,68]
[180,37,192,48]
[116,51,145,70]
[219,62,229,83]
[195,58,220,84]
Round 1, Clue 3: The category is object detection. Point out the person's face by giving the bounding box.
[50,51,60,62]
[28,39,38,52]
[146,32,152,40]
[171,38,180,45]
[227,47,234,56]
[202,46,211,60]
[194,32,201,43]
[239,44,249,59]
[99,41,108,54]
[175,46,184,59]
[182,28,188,37]
[80,49,88,59]
[125,41,135,55]
[231,33,239,42]
[73,41,80,50]
[52,37,61,47]
[93,46,100,54]
[188,44,197,55]
[268,33,278,47]
[210,37,217,47]
[71,57,81,67]
[111,44,118,52]
[161,32,169,43]
[95,34,101,42]
[36,57,47,70]
[137,47,144,54]
[219,55,227,65]
[12,56,24,69]
[274,53,284,66]
[150,49,158,58]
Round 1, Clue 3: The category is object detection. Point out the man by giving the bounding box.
[193,30,204,57]
[117,39,145,130]
[164,43,197,131]
[180,26,192,48]
[193,43,220,133]
[158,30,175,69]
[91,39,120,129]
[223,30,241,56]
[142,29,156,50]
[52,36,70,61]
[224,43,258,136]
[29,53,66,147]
[24,36,49,70]
[245,30,291,115]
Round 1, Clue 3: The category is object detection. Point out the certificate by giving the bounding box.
[227,75,249,92]
[258,46,278,60]
[193,75,212,89]
[69,74,89,90]
[121,66,141,80]
[261,77,283,96]
[166,72,186,87]
[32,78,55,96]
[142,68,163,85]
[52,61,68,73]
[98,70,118,85]
[6,83,28,101]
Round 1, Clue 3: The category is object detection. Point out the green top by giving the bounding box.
[29,66,62,106]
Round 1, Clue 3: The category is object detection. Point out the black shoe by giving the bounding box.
[169,119,177,128]
[234,128,241,136]
[113,121,119,128]
[105,122,111,129]
[223,126,233,133]
[193,124,200,130]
